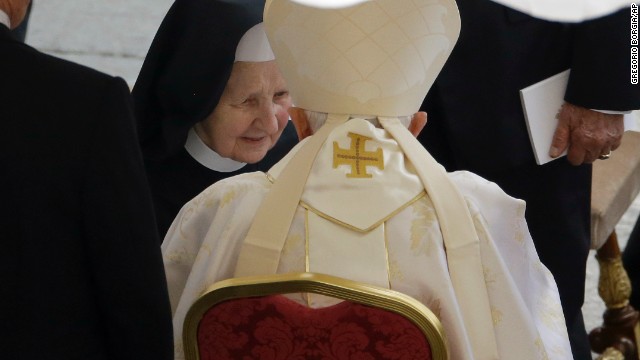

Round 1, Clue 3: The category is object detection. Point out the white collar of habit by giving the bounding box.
[184,127,246,173]
[0,10,10,28]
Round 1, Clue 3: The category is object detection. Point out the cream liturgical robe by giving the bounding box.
[162,119,572,359]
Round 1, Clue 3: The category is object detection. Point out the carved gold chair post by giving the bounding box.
[589,131,640,360]
[590,232,640,359]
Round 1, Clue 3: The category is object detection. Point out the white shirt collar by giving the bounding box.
[0,10,10,28]
[184,128,246,172]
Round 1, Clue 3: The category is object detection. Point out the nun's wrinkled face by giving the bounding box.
[195,61,291,164]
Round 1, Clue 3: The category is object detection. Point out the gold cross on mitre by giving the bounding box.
[333,132,384,178]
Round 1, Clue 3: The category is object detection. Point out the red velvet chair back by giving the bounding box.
[183,272,448,360]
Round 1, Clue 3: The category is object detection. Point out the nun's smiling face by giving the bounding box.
[195,61,292,164]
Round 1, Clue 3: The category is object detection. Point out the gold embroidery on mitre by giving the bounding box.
[333,132,384,178]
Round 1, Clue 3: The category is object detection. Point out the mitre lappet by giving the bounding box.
[234,1,500,357]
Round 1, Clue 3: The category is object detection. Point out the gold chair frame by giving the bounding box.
[183,272,449,360]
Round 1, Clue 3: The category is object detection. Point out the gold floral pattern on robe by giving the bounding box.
[409,196,438,257]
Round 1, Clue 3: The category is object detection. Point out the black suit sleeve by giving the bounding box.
[81,77,173,359]
[565,8,640,111]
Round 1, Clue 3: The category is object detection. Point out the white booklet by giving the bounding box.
[519,69,570,165]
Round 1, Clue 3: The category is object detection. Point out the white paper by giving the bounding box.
[520,70,570,165]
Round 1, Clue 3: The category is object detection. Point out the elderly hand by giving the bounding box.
[549,102,624,165]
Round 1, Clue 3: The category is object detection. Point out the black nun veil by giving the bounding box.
[132,0,298,237]
[133,0,265,160]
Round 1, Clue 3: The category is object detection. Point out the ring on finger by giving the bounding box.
[598,151,612,160]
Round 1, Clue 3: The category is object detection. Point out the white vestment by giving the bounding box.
[163,119,572,359]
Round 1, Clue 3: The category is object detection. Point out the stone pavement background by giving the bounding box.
[23,1,640,357]
[26,0,174,87]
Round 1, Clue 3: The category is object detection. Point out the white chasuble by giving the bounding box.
[162,119,572,360]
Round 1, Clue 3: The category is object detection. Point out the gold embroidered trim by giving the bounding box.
[305,209,310,274]
[300,191,427,233]
[304,208,311,308]
[265,172,276,183]
[384,222,391,289]
[333,132,384,178]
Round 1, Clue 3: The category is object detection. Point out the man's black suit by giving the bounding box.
[420,3,640,359]
[0,25,173,359]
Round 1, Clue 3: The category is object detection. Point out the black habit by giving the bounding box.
[0,25,173,359]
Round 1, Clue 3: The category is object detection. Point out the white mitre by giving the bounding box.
[264,0,460,117]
